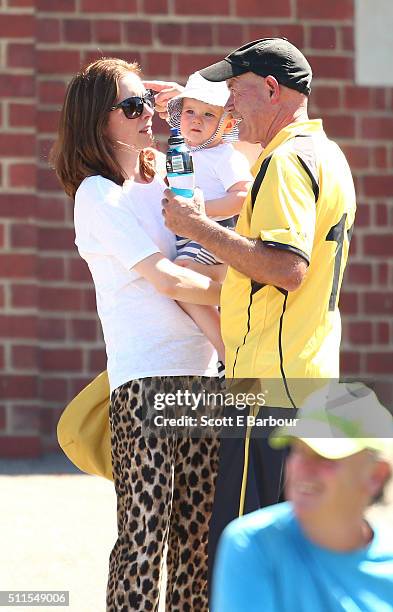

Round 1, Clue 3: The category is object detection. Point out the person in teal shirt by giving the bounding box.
[212,383,393,611]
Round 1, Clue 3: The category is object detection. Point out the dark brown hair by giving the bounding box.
[50,57,155,199]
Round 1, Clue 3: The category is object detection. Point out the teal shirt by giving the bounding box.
[212,502,393,612]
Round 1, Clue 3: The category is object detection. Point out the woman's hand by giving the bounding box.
[143,80,184,120]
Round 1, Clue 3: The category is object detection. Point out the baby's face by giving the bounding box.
[180,97,224,147]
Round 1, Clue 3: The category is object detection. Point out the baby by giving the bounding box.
[167,72,253,369]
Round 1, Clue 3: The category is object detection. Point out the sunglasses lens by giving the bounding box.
[123,98,143,119]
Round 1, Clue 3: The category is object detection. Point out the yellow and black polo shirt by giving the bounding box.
[221,119,356,407]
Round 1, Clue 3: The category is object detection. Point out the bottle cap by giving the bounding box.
[168,127,184,146]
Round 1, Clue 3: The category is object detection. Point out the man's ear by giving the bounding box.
[223,117,237,133]
[265,75,280,103]
[368,460,391,498]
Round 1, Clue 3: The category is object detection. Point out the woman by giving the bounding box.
[51,58,222,612]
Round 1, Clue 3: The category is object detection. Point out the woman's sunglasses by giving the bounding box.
[110,89,155,119]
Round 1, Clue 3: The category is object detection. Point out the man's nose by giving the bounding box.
[225,92,235,113]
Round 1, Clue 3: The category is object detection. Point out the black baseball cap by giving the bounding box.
[199,38,312,96]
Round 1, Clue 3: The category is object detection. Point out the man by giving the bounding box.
[212,382,393,611]
[160,38,357,581]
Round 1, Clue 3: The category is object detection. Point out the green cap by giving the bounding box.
[270,382,393,459]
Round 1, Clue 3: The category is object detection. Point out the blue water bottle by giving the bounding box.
[166,128,195,198]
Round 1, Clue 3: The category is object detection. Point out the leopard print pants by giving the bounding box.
[106,376,221,612]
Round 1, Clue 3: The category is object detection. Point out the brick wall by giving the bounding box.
[0,0,392,456]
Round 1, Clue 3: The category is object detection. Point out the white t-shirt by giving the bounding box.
[74,174,217,393]
[192,143,252,220]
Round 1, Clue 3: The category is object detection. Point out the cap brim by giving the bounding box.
[199,59,247,82]
[269,434,365,459]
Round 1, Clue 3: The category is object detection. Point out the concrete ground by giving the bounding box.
[0,452,392,612]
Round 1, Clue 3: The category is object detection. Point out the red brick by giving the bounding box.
[346,263,372,285]
[373,147,388,170]
[124,21,152,45]
[39,287,83,311]
[348,322,372,345]
[340,351,360,374]
[0,134,35,157]
[40,407,63,436]
[37,50,80,75]
[68,258,91,282]
[69,377,96,397]
[0,406,5,431]
[38,257,65,281]
[338,291,358,314]
[361,118,393,141]
[0,75,35,98]
[8,0,34,5]
[364,234,393,256]
[144,52,172,77]
[353,203,370,227]
[37,168,62,192]
[37,109,60,134]
[341,145,370,170]
[175,0,229,14]
[0,346,4,369]
[93,20,121,43]
[38,81,66,105]
[88,349,106,372]
[10,223,37,249]
[41,378,68,401]
[236,0,290,16]
[377,263,389,285]
[83,288,97,311]
[372,89,387,110]
[184,23,214,47]
[38,317,66,341]
[0,375,37,399]
[82,47,142,66]
[37,0,75,10]
[0,14,34,37]
[366,353,393,374]
[364,292,393,315]
[156,23,183,46]
[376,204,388,226]
[276,25,305,49]
[363,176,393,198]
[0,287,4,308]
[11,405,40,432]
[0,315,37,338]
[7,44,35,69]
[9,103,35,128]
[216,23,245,48]
[36,18,61,43]
[341,26,354,51]
[178,54,223,78]
[38,227,74,251]
[377,322,390,345]
[344,86,372,110]
[64,19,92,42]
[308,55,353,80]
[70,318,97,341]
[81,0,136,11]
[323,115,355,139]
[36,196,66,222]
[246,25,277,41]
[0,254,36,279]
[310,26,336,50]
[297,0,353,20]
[11,284,38,308]
[311,86,340,110]
[12,346,38,369]
[0,436,41,458]
[143,0,168,12]
[41,348,83,372]
[0,225,4,247]
[9,164,36,189]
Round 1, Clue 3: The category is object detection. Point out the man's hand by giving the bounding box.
[143,80,184,120]
[162,188,207,239]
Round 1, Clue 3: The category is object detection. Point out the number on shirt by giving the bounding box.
[325,214,353,311]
